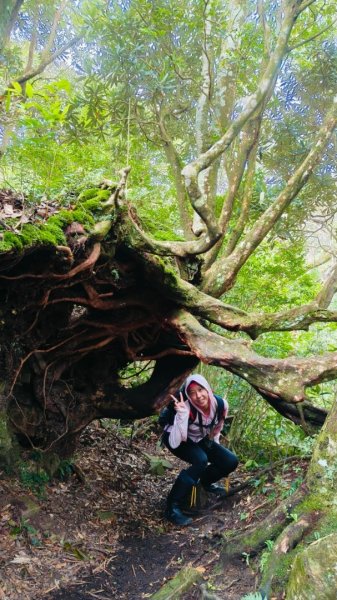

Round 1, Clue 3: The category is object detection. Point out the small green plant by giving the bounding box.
[244,459,259,469]
[19,464,50,496]
[206,581,217,591]
[143,453,173,476]
[57,459,74,480]
[9,518,41,547]
[259,539,274,573]
[241,593,264,600]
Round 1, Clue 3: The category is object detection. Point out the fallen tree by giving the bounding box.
[1,0,336,454]
[0,154,334,454]
[2,1,337,596]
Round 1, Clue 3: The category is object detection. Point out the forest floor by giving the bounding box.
[0,423,307,600]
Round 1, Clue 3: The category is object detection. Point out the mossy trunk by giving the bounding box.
[240,397,337,599]
[282,397,337,599]
[0,408,20,469]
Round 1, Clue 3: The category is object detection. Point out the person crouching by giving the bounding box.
[161,374,238,526]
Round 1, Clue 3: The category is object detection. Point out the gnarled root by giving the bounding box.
[259,509,321,599]
[220,485,307,561]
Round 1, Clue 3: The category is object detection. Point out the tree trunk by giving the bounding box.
[223,395,337,599]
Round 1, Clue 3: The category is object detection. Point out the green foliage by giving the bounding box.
[2,0,337,471]
[228,383,316,463]
[225,239,320,315]
[143,452,173,476]
[57,459,74,480]
[259,540,274,573]
[118,361,155,387]
[19,464,50,497]
[9,517,41,547]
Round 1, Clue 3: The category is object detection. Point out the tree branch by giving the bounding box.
[136,251,337,339]
[287,19,337,52]
[14,35,81,86]
[191,0,215,237]
[170,309,337,404]
[41,0,69,60]
[23,2,38,78]
[202,95,337,296]
[203,118,261,270]
[224,138,258,256]
[181,1,302,229]
[257,0,272,57]
[1,0,24,50]
[156,105,192,238]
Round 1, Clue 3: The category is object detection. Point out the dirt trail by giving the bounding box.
[0,424,289,599]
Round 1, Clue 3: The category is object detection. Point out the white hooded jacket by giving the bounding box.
[167,374,228,449]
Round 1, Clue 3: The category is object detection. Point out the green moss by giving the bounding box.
[38,229,61,245]
[77,188,101,201]
[44,223,66,245]
[20,224,45,245]
[296,494,322,514]
[0,239,15,252]
[77,188,110,205]
[96,189,111,201]
[0,220,66,252]
[93,220,113,239]
[71,208,94,226]
[81,199,102,211]
[305,512,337,543]
[158,258,180,286]
[0,231,23,252]
[0,186,115,255]
[47,211,75,227]
[276,552,296,578]
[286,532,337,599]
[3,232,23,251]
[46,207,94,233]
[19,223,66,247]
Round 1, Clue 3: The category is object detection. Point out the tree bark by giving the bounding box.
[226,391,337,598]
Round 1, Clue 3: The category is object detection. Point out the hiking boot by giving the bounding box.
[165,471,194,527]
[202,483,228,497]
[165,502,192,526]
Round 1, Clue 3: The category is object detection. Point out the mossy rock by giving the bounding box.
[286,532,337,600]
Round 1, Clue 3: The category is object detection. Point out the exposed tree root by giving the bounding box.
[211,456,310,499]
[220,485,307,561]
[259,509,322,599]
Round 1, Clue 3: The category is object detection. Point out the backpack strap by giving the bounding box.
[214,394,225,424]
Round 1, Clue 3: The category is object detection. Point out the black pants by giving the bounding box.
[162,433,238,485]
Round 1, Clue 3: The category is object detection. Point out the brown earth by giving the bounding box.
[0,422,306,600]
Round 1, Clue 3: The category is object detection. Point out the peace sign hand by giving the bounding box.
[170,392,188,414]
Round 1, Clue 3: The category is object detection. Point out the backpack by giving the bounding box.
[158,389,224,432]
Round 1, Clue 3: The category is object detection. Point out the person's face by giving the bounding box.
[188,384,209,411]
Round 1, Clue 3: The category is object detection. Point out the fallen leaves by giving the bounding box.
[0,422,307,600]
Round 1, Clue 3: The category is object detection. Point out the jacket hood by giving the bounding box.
[184,374,217,415]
